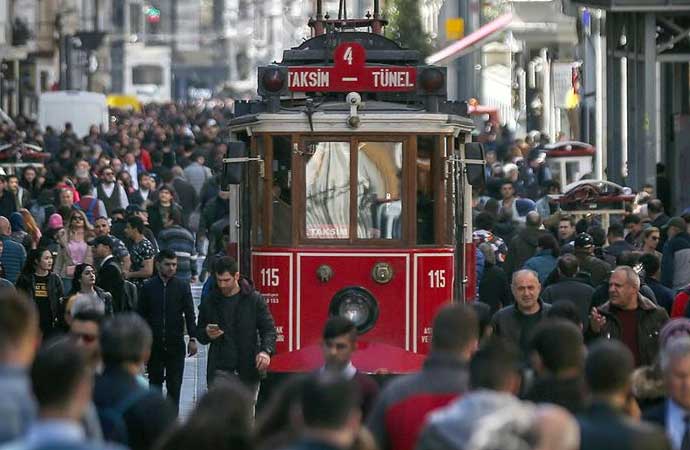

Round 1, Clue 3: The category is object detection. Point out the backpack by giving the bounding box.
[98,388,150,445]
[76,197,98,224]
[122,279,139,311]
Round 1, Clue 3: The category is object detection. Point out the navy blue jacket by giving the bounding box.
[137,275,196,347]
[0,237,27,284]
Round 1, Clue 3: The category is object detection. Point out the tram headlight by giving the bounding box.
[261,68,285,93]
[419,68,445,93]
[329,287,379,334]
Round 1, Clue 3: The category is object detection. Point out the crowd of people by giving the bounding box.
[3,108,690,450]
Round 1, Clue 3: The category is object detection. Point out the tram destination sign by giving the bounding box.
[287,42,417,92]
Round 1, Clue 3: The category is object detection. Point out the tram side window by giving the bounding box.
[357,142,403,239]
[271,136,292,245]
[305,142,350,239]
[417,136,436,244]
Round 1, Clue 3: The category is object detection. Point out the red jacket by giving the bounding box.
[366,352,469,450]
[672,288,690,318]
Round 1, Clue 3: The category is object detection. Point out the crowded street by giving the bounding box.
[4,0,690,449]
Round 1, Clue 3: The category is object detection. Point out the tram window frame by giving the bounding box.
[292,135,413,247]
[251,135,266,246]
[416,135,449,246]
[300,139,353,242]
[270,135,293,246]
[355,140,405,241]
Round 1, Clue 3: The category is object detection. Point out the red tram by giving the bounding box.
[223,7,484,374]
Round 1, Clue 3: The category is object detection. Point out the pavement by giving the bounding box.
[178,283,208,419]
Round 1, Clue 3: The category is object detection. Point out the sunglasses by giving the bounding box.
[70,332,98,343]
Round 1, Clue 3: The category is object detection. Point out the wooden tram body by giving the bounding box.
[224,12,484,374]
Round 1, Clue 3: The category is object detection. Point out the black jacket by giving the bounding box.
[196,278,276,384]
[94,366,176,450]
[16,272,64,336]
[523,375,586,414]
[491,300,552,356]
[137,276,196,347]
[478,264,511,315]
[97,256,125,313]
[504,226,548,278]
[541,278,594,325]
[579,402,671,450]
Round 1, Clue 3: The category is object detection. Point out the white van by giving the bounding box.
[38,91,109,138]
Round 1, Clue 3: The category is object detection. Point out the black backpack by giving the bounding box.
[98,388,150,445]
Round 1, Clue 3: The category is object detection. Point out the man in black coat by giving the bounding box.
[578,340,670,450]
[137,249,197,414]
[541,254,595,326]
[196,256,276,396]
[92,236,127,313]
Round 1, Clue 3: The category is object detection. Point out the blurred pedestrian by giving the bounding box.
[155,378,254,450]
[524,233,560,285]
[524,320,586,413]
[541,255,594,326]
[367,304,478,450]
[0,216,27,283]
[282,373,362,450]
[123,215,155,287]
[416,338,524,450]
[504,211,546,279]
[320,317,379,418]
[660,217,690,291]
[0,292,39,444]
[579,340,670,450]
[7,339,125,450]
[94,314,176,450]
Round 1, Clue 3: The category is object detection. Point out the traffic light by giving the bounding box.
[145,6,161,24]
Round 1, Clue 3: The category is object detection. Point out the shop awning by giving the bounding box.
[426,13,513,66]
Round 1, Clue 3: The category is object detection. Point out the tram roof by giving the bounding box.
[227,101,474,135]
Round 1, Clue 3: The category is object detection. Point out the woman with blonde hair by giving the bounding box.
[641,226,662,260]
[54,209,94,293]
[19,208,41,249]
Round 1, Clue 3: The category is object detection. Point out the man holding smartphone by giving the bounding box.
[196,256,276,400]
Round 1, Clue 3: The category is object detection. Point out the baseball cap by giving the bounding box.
[88,235,113,248]
[574,233,594,248]
[663,216,686,230]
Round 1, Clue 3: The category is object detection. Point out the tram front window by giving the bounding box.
[357,142,403,239]
[305,142,350,239]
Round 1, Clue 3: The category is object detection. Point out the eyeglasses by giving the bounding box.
[72,217,84,222]
[70,332,98,343]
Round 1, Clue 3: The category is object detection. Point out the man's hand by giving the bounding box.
[187,339,198,356]
[590,307,607,333]
[206,324,224,340]
[256,351,271,371]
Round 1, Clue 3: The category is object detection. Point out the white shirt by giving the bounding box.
[666,399,689,450]
[125,163,139,190]
[320,361,357,380]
